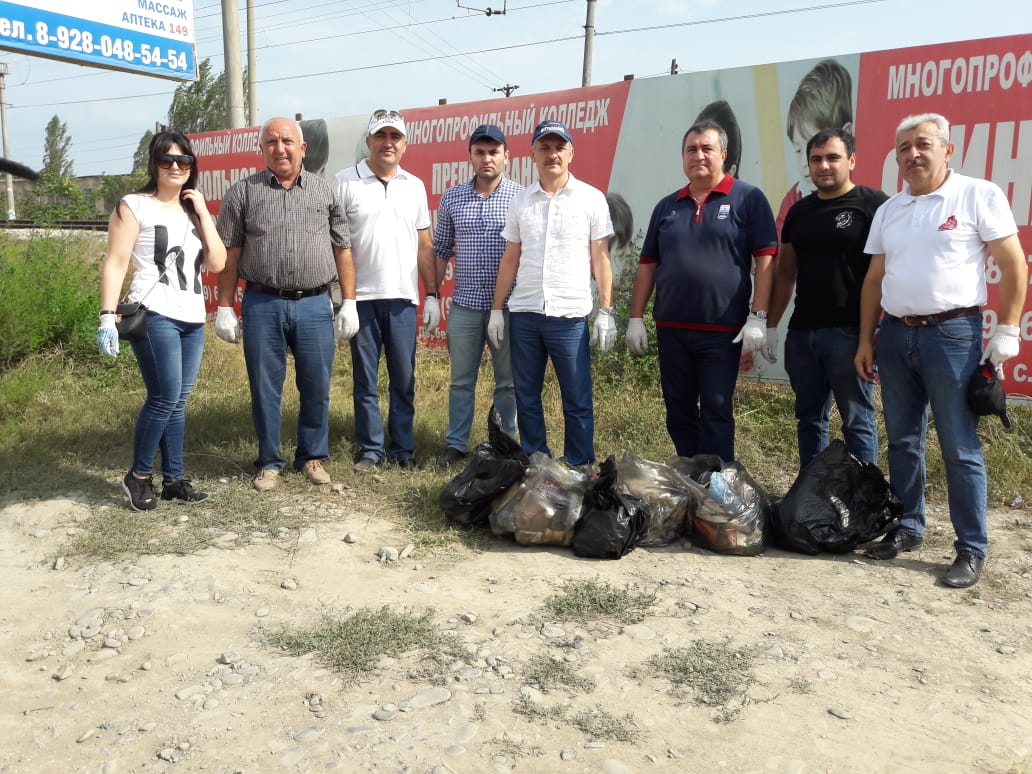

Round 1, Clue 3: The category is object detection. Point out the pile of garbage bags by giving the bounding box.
[439,410,900,560]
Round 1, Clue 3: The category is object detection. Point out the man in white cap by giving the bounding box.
[333,109,440,472]
[488,119,616,473]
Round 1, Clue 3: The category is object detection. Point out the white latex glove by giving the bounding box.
[981,324,1019,377]
[732,313,766,353]
[97,313,119,358]
[626,317,648,356]
[761,326,778,364]
[214,306,241,343]
[335,299,359,344]
[592,308,617,353]
[423,295,441,334]
[487,309,505,349]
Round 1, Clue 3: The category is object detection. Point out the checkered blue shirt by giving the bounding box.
[433,176,522,311]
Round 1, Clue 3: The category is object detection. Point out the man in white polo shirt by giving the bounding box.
[333,109,440,472]
[488,119,616,472]
[855,112,1027,588]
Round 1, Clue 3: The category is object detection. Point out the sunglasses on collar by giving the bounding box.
[157,154,195,169]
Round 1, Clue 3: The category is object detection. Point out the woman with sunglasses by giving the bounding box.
[98,131,226,511]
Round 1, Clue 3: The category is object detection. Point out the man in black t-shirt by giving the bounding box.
[766,129,888,468]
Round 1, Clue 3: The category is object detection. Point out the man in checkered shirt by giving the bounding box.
[432,124,522,468]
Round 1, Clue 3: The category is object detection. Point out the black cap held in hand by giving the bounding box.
[967,364,1011,428]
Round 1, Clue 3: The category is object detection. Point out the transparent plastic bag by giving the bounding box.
[615,451,696,546]
[489,453,591,546]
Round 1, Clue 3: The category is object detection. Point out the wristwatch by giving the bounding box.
[752,310,768,320]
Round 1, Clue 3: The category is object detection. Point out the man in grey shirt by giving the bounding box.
[215,117,357,492]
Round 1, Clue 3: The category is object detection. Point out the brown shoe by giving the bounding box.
[302,459,331,485]
[253,468,279,492]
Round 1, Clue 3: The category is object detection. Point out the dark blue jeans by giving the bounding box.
[656,327,742,461]
[130,311,205,482]
[785,327,878,467]
[350,299,417,463]
[878,314,987,557]
[509,312,595,466]
[241,290,335,472]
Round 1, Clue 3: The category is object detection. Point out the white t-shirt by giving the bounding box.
[501,173,614,317]
[123,194,206,324]
[865,170,1018,317]
[333,159,431,304]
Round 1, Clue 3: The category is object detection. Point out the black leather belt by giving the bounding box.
[246,281,328,300]
[885,306,980,327]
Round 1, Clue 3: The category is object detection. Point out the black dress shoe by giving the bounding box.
[437,447,467,469]
[943,553,984,588]
[865,528,924,560]
[395,458,418,471]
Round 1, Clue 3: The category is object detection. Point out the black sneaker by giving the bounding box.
[122,470,157,512]
[161,478,209,504]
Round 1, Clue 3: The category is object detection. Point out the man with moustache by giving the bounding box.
[488,119,615,471]
[432,124,521,467]
[334,109,439,472]
[855,112,1027,587]
[627,119,778,461]
[766,129,887,468]
[215,117,357,492]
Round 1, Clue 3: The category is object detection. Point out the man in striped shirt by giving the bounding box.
[432,124,522,467]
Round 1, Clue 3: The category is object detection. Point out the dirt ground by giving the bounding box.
[1,483,1030,774]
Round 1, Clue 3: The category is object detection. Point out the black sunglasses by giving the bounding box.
[157,154,195,169]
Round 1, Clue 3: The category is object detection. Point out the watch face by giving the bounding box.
[753,311,767,319]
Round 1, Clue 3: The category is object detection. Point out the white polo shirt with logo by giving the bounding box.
[501,173,614,318]
[333,159,430,305]
[865,169,1018,317]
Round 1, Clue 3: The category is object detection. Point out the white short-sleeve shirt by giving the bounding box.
[865,170,1018,317]
[333,159,431,304]
[123,194,206,324]
[501,173,614,317]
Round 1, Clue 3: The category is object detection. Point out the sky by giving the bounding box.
[3,0,1027,177]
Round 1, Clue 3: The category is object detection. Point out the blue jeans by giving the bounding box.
[656,327,742,461]
[785,327,878,467]
[130,311,205,482]
[241,290,335,472]
[508,312,594,466]
[877,314,987,557]
[350,299,417,462]
[445,304,517,451]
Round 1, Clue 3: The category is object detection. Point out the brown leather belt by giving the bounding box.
[246,281,328,300]
[885,306,980,327]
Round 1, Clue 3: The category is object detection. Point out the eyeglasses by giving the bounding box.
[371,109,403,122]
[157,154,195,169]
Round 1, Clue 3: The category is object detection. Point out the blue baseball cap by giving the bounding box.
[469,124,507,148]
[531,120,573,145]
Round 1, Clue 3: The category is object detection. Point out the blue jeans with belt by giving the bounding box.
[785,326,878,467]
[350,299,417,463]
[241,289,335,472]
[508,312,594,466]
[877,314,987,557]
[131,311,205,482]
[445,303,517,451]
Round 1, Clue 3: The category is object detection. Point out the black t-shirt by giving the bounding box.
[781,185,889,330]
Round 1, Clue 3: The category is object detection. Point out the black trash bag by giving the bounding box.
[439,405,530,527]
[669,455,770,556]
[771,440,902,555]
[572,457,651,559]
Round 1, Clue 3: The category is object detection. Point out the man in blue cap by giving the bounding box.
[433,124,523,467]
[488,119,616,472]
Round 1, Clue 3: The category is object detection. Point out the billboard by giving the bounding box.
[191,33,1032,394]
[0,1,196,80]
